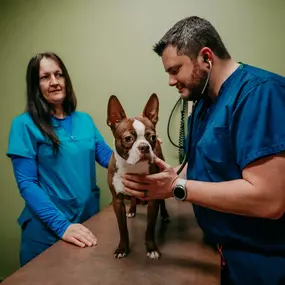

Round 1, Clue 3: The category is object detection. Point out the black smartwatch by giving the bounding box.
[172,178,187,201]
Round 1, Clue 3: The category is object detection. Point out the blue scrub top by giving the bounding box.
[186,63,285,253]
[7,111,110,231]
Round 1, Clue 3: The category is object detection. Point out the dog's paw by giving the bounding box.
[126,212,136,218]
[114,247,129,259]
[147,250,161,259]
[145,241,161,259]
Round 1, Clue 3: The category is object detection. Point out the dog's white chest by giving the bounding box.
[113,161,150,195]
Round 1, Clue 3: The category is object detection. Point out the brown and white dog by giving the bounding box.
[107,93,169,259]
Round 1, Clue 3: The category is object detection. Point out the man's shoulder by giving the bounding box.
[226,63,285,106]
[241,63,285,89]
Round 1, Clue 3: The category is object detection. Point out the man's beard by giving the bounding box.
[181,61,209,101]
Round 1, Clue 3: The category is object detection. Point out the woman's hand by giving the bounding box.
[122,156,178,200]
[62,224,97,248]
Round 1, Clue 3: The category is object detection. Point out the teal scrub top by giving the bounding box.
[7,111,111,234]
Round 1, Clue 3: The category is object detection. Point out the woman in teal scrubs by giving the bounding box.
[7,52,113,266]
[123,17,285,284]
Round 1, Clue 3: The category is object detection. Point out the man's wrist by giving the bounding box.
[172,178,188,201]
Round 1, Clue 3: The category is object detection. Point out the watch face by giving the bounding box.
[174,186,185,200]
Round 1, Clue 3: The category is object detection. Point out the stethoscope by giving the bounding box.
[176,59,213,175]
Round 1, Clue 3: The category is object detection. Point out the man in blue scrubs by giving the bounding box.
[122,16,285,284]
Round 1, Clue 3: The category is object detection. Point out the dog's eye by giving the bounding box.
[150,135,156,141]
[124,136,133,143]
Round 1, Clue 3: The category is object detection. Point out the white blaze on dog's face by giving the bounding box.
[107,94,159,165]
[127,119,155,164]
[114,117,157,165]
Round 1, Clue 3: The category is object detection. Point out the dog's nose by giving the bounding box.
[138,143,150,154]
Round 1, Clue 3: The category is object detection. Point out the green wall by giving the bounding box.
[1,0,285,280]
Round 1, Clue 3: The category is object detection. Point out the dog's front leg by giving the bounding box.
[112,193,130,258]
[145,199,160,259]
[159,200,170,223]
[126,196,137,218]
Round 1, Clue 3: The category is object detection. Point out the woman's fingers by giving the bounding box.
[62,224,98,247]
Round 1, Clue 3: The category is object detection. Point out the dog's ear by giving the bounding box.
[142,93,159,126]
[107,95,127,131]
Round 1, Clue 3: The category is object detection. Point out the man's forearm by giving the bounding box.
[185,179,281,219]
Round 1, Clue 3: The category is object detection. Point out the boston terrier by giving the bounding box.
[107,93,169,259]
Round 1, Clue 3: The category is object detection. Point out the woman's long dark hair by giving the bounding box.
[25,52,77,153]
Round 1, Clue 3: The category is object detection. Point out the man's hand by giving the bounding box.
[122,156,178,200]
[157,137,163,144]
[62,224,97,248]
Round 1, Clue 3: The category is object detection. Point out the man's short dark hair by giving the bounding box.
[153,16,231,60]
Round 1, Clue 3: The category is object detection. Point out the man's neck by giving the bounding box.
[208,59,240,102]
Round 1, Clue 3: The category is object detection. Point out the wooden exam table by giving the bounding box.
[2,199,221,285]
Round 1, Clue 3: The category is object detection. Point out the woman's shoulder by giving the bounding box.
[72,111,104,136]
[9,112,45,141]
[72,111,97,125]
[11,112,36,128]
